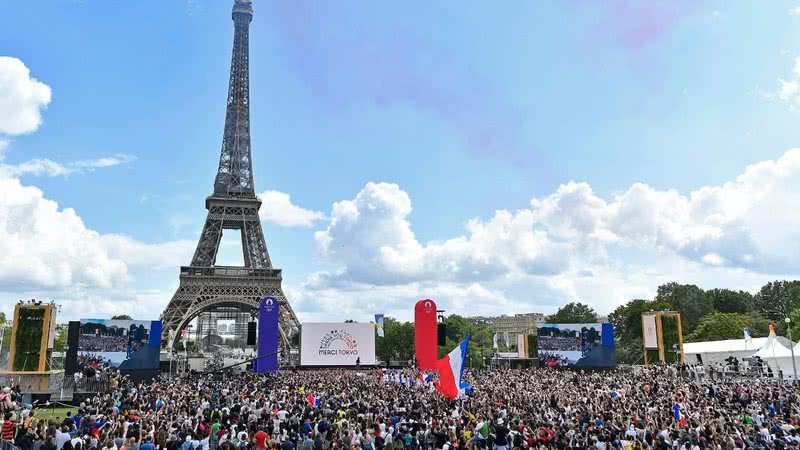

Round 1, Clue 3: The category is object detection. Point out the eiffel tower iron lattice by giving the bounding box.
[160,0,300,357]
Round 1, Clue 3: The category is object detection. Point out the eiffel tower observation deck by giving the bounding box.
[160,0,300,357]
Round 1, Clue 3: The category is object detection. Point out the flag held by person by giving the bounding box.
[673,404,686,427]
[307,392,317,408]
[434,335,470,400]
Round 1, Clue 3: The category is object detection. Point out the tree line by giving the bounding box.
[375,315,505,368]
[375,279,800,367]
[606,280,800,364]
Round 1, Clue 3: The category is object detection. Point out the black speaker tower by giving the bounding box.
[247,321,257,346]
[64,321,80,375]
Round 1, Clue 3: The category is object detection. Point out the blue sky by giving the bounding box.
[2,1,800,322]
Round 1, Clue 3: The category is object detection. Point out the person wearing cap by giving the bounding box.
[302,433,313,450]
[492,420,508,450]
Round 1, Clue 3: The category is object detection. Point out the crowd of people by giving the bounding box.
[538,337,581,352]
[1,365,800,450]
[537,353,572,368]
[78,336,131,354]
[71,356,121,392]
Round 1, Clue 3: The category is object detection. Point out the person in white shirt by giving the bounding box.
[55,426,71,450]
[624,425,637,440]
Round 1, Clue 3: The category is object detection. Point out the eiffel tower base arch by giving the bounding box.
[161,267,299,363]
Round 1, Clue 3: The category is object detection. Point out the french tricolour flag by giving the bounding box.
[673,404,686,427]
[434,335,471,400]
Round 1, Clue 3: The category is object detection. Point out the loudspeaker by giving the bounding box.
[64,321,80,375]
[437,323,446,346]
[247,321,257,346]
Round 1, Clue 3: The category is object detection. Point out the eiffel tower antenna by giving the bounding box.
[161,0,299,358]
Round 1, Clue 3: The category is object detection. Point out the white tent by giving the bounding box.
[754,336,793,358]
[684,337,771,366]
[756,334,800,379]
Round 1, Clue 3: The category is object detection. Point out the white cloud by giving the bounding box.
[791,6,800,16]
[0,56,192,320]
[71,154,137,170]
[0,286,178,323]
[3,153,136,177]
[770,56,800,108]
[0,167,194,290]
[258,190,326,227]
[516,149,800,274]
[0,57,51,136]
[1,55,797,323]
[0,57,132,178]
[98,235,195,269]
[303,150,800,319]
[314,182,570,285]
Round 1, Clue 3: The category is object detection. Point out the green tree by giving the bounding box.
[706,289,753,314]
[443,315,469,342]
[53,325,68,352]
[376,317,414,364]
[546,302,597,323]
[608,298,672,364]
[434,316,498,368]
[111,314,133,320]
[0,314,10,356]
[753,281,800,322]
[527,334,538,357]
[655,282,711,334]
[746,314,773,337]
[787,308,800,341]
[687,312,771,342]
[608,299,672,344]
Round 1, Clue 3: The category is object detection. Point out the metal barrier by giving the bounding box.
[62,376,110,394]
[0,372,110,402]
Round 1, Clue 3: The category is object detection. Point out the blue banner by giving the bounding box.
[148,321,162,347]
[375,314,385,337]
[255,296,279,373]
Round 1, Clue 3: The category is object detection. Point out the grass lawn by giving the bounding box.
[31,405,78,423]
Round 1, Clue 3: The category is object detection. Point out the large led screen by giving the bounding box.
[537,323,616,369]
[300,322,376,366]
[77,319,161,371]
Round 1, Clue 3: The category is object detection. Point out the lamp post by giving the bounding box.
[786,317,798,382]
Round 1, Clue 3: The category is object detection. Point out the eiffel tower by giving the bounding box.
[160,0,299,356]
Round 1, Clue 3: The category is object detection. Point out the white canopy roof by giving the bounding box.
[684,337,770,355]
[755,335,794,359]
